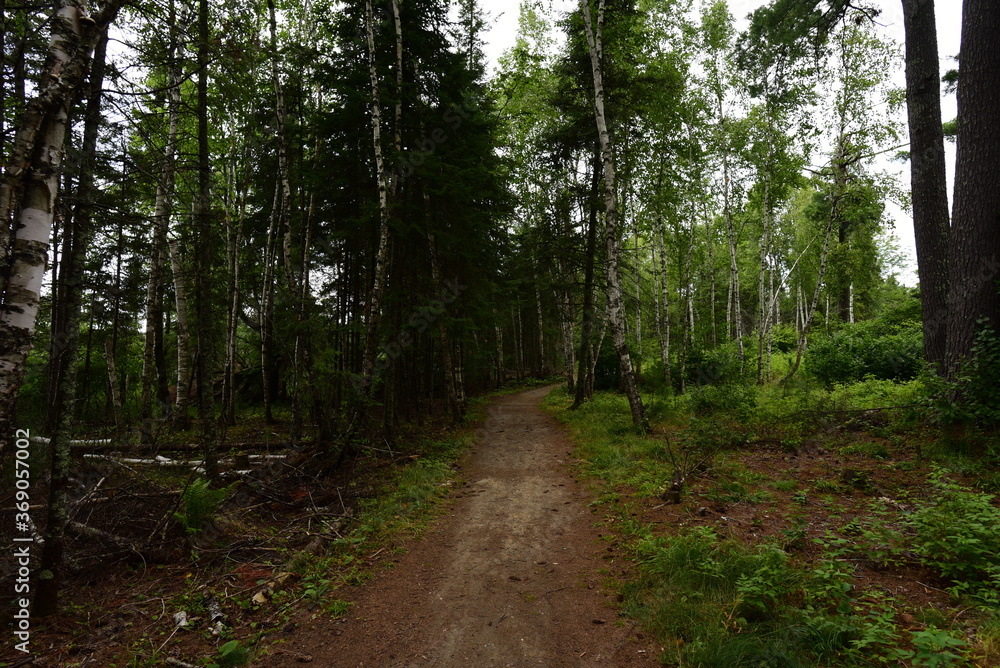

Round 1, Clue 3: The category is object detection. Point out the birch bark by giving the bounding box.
[0,0,125,450]
[580,0,648,431]
[359,0,392,405]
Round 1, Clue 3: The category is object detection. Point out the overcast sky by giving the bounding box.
[474,0,964,287]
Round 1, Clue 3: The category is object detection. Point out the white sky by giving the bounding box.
[476,0,964,287]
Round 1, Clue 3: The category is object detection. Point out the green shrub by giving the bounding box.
[928,320,1000,426]
[806,318,924,386]
[907,469,1000,599]
[593,341,623,391]
[689,383,757,418]
[686,342,747,387]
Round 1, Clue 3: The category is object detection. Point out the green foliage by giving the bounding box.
[892,627,969,667]
[806,319,924,386]
[207,640,250,668]
[173,478,230,535]
[627,527,909,666]
[686,343,748,387]
[688,383,757,418]
[592,340,623,391]
[928,320,1000,426]
[906,469,1000,596]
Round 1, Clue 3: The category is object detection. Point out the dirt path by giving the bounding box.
[262,387,660,667]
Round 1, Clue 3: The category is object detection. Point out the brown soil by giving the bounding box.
[259,386,661,667]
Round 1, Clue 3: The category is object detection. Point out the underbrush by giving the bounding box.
[545,383,1000,667]
[11,395,490,667]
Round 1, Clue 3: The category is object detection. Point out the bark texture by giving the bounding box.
[0,0,125,452]
[580,0,649,432]
[944,0,1000,373]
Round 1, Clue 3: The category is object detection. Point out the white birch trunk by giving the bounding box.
[359,0,392,399]
[581,0,648,431]
[141,21,180,439]
[169,235,193,426]
[0,0,125,446]
[655,223,671,388]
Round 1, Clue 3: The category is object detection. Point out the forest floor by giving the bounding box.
[6,383,998,666]
[0,385,660,668]
[258,385,660,667]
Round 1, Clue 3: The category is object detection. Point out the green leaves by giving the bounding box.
[907,468,1000,590]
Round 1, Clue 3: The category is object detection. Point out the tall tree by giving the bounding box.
[944,0,1000,373]
[580,0,648,432]
[33,26,110,617]
[0,0,125,451]
[901,0,950,369]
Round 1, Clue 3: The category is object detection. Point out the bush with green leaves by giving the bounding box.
[806,318,924,386]
[906,469,1000,600]
[626,527,907,666]
[892,627,969,667]
[688,382,757,418]
[686,342,747,387]
[927,319,1000,426]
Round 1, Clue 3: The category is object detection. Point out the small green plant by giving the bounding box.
[841,440,891,459]
[207,640,250,668]
[173,478,230,534]
[892,626,969,667]
[772,478,798,492]
[907,469,1000,592]
[324,598,351,617]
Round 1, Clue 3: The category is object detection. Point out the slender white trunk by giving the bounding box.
[655,223,671,387]
[169,234,192,426]
[0,1,125,444]
[141,19,180,439]
[581,0,648,431]
[359,0,392,399]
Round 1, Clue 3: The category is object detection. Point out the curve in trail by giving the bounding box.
[264,386,659,667]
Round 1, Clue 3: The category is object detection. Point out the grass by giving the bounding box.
[545,382,1000,667]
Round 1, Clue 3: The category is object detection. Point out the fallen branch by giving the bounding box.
[30,435,112,447]
[67,521,133,548]
[164,659,199,668]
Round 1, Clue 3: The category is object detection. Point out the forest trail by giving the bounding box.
[261,386,660,667]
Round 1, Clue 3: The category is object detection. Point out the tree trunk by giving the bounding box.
[580,0,648,432]
[33,27,109,617]
[428,231,464,423]
[104,338,122,427]
[359,0,392,411]
[718,88,744,367]
[260,182,280,424]
[572,150,601,409]
[141,3,180,441]
[533,257,546,376]
[656,222,672,390]
[0,0,125,452]
[169,234,193,428]
[902,0,950,370]
[757,127,775,385]
[552,263,575,394]
[944,0,1000,374]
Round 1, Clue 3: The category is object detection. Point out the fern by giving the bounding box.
[173,478,229,534]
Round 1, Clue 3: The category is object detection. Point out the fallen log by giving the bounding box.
[65,440,289,454]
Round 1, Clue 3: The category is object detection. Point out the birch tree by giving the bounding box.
[580,0,648,432]
[0,0,125,451]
